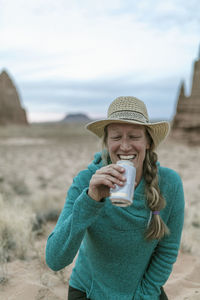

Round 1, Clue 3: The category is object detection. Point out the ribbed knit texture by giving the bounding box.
[46,152,184,300]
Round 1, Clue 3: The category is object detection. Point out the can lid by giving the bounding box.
[116,160,134,166]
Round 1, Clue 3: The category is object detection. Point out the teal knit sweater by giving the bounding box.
[46,152,184,300]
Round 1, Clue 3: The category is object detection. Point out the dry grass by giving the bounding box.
[0,123,99,293]
[0,194,35,261]
[157,137,200,255]
[0,122,199,299]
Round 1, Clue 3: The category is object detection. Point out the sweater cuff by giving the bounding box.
[134,284,159,300]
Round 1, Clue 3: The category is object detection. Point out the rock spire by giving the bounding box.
[172,47,200,143]
[0,69,28,125]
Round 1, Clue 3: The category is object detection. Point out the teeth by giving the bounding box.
[119,155,136,160]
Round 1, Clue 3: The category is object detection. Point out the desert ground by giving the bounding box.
[0,123,200,300]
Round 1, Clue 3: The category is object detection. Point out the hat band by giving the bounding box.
[108,111,149,123]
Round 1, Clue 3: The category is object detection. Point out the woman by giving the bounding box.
[46,96,184,300]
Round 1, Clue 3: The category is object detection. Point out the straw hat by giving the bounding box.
[86,96,170,148]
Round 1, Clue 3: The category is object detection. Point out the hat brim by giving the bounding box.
[86,119,170,148]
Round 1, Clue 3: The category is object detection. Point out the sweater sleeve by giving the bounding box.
[45,171,105,271]
[134,174,185,300]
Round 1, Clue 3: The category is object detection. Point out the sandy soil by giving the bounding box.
[0,124,200,299]
[1,248,200,300]
[164,252,200,300]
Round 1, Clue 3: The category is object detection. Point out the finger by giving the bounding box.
[97,164,125,174]
[94,174,126,188]
[90,176,114,190]
[91,174,124,188]
[96,165,126,181]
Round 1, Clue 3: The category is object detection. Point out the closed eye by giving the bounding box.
[129,135,142,140]
[110,136,121,140]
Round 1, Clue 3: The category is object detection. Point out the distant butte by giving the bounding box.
[0,69,28,125]
[62,113,91,123]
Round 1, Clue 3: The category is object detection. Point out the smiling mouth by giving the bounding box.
[118,155,136,160]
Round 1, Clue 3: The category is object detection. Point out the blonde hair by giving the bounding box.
[102,126,169,241]
[143,143,170,240]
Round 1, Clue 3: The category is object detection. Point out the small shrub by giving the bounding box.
[0,194,36,263]
[10,178,30,196]
[32,210,60,235]
[44,209,60,222]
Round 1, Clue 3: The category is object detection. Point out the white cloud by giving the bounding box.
[1,0,199,80]
[0,0,200,121]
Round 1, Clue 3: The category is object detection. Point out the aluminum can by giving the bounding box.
[110,160,136,207]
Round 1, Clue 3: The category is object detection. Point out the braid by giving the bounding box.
[143,147,170,240]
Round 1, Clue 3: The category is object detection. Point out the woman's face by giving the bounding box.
[106,123,150,184]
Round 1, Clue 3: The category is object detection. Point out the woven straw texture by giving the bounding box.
[108,97,149,121]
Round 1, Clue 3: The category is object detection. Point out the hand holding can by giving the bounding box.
[110,160,136,207]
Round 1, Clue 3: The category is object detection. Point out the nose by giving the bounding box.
[120,138,132,151]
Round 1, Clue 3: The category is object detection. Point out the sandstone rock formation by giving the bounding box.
[172,47,200,143]
[0,69,28,125]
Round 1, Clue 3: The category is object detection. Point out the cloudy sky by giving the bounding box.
[1,0,200,122]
